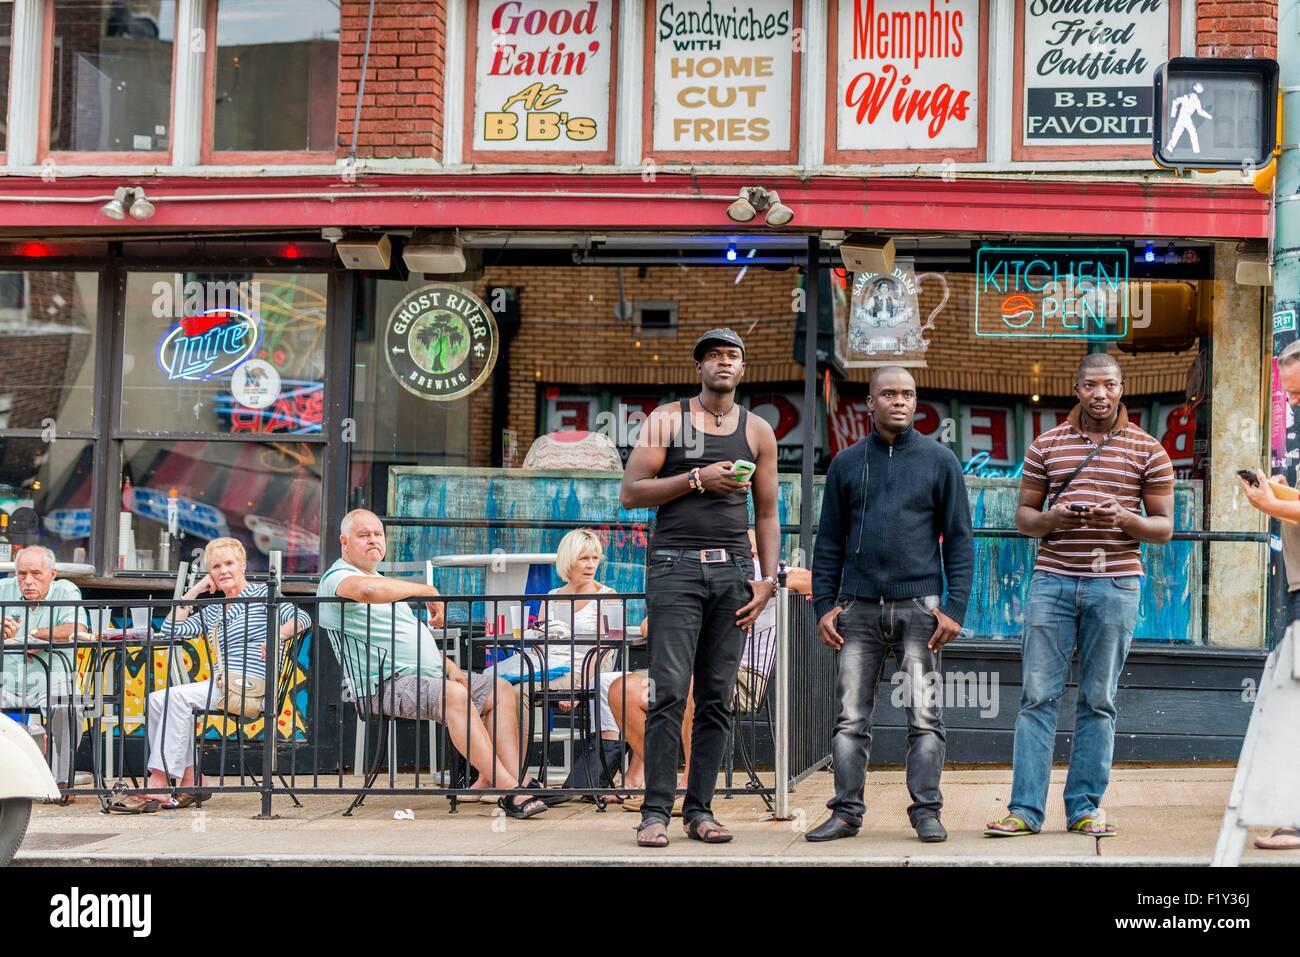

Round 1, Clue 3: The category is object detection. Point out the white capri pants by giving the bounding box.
[146,680,217,778]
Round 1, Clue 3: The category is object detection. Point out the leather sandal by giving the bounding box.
[106,794,162,815]
[499,793,548,820]
[684,815,733,843]
[636,820,669,847]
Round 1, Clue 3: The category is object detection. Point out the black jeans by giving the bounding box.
[829,595,946,828]
[642,548,754,826]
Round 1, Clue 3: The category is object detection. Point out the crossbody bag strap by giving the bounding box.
[1047,433,1114,509]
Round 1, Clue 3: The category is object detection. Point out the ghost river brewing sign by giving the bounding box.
[384,285,500,401]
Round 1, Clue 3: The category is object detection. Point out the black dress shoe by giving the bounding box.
[805,815,860,842]
[915,816,948,843]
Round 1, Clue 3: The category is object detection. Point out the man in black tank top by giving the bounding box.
[620,328,780,847]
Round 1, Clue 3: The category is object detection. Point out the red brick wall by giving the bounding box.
[337,1,446,159]
[1197,0,1278,57]
[473,267,1198,458]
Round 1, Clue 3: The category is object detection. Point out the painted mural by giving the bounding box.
[91,634,310,742]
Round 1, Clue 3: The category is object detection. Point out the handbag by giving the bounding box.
[214,671,267,718]
[209,618,269,717]
[562,737,626,791]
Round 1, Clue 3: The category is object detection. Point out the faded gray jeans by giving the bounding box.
[828,595,946,828]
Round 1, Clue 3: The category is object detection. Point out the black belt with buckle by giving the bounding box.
[651,548,733,563]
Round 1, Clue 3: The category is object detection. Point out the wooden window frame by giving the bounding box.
[199,0,340,166]
[38,0,176,165]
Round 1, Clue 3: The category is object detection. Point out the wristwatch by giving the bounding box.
[762,575,779,590]
[689,467,705,493]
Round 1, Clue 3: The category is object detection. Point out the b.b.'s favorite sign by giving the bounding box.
[650,0,799,158]
[471,0,615,157]
[834,0,983,156]
[1021,0,1171,147]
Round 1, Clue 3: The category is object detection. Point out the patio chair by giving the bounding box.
[517,639,622,800]
[321,626,464,816]
[190,625,310,809]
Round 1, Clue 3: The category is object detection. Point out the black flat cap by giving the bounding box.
[693,327,746,361]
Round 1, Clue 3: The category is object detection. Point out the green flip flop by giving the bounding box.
[984,813,1037,837]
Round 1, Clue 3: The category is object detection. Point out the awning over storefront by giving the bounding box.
[0,174,1269,239]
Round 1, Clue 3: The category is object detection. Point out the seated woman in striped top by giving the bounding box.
[108,537,311,814]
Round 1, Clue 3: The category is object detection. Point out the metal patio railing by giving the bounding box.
[2,576,823,819]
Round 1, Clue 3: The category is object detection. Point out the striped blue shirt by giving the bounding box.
[162,582,311,681]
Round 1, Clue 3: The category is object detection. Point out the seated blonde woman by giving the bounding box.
[482,529,634,799]
[108,537,310,814]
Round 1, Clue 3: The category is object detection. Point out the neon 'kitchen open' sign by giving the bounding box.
[974,247,1129,340]
[156,308,261,381]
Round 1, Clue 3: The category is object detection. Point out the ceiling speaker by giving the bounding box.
[838,234,896,275]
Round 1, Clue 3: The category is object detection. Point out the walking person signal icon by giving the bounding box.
[1152,57,1278,171]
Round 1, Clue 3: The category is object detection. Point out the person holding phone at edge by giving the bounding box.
[1234,338,1300,851]
[619,328,780,848]
[986,353,1174,839]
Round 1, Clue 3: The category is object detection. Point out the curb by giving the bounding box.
[16,850,1288,867]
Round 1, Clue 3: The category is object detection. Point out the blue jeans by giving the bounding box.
[1008,571,1141,831]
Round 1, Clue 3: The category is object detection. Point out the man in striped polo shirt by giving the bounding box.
[986,353,1174,839]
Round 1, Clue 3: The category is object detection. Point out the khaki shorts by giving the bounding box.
[735,666,769,714]
[367,672,498,721]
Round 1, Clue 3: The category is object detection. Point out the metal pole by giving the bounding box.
[258,550,283,820]
[800,236,819,561]
[772,576,791,820]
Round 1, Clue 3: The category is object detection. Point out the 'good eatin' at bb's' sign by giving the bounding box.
[974,247,1130,340]
[472,0,614,156]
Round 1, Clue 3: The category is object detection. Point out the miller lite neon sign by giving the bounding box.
[156,307,261,381]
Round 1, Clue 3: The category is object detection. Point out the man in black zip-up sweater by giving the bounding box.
[808,367,973,843]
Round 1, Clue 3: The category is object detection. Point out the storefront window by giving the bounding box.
[349,276,488,509]
[49,1,176,153]
[0,270,99,432]
[119,272,327,434]
[354,248,1254,645]
[213,0,339,153]
[0,437,94,561]
[120,439,323,575]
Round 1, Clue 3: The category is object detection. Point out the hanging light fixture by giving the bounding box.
[724,186,795,227]
[100,186,156,221]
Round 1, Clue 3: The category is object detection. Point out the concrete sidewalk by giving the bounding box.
[14,766,1298,866]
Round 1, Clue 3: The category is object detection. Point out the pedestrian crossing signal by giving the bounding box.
[1153,57,1278,171]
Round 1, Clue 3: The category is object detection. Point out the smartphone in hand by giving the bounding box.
[1237,469,1261,488]
[1067,503,1092,513]
[730,459,756,482]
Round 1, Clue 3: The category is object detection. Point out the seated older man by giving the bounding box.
[317,509,548,819]
[0,546,91,798]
